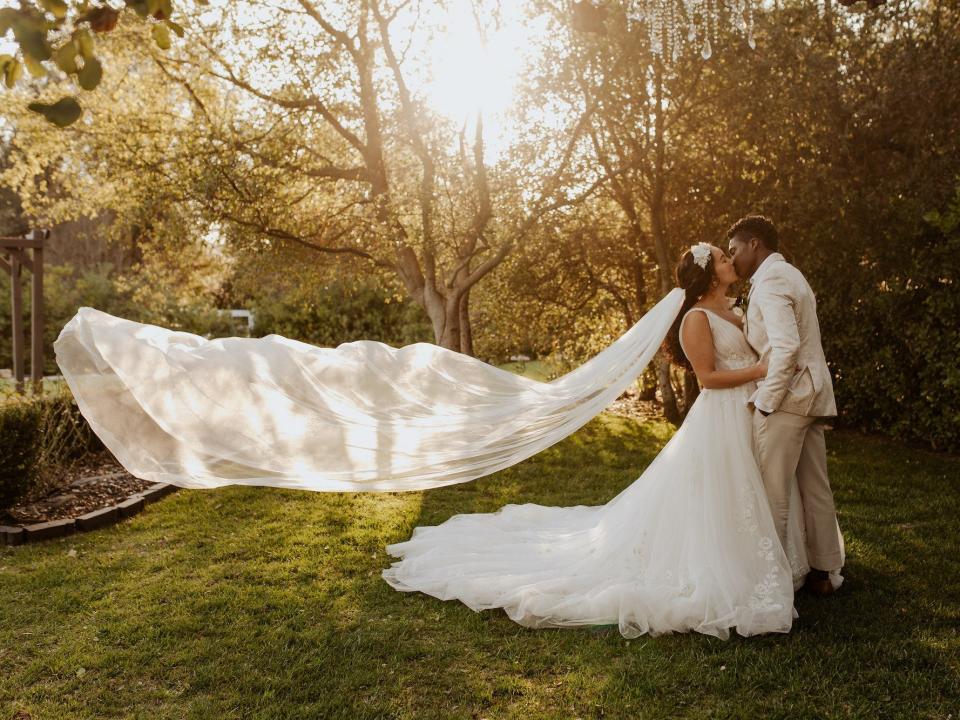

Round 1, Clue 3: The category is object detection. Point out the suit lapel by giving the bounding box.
[745,280,758,339]
[744,295,752,341]
[744,253,785,344]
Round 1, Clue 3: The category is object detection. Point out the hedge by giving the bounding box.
[0,389,105,510]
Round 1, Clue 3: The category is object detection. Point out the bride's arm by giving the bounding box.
[681,312,766,389]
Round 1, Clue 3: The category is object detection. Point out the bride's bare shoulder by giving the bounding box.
[681,307,712,334]
[680,309,714,361]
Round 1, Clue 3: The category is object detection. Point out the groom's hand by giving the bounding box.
[751,403,772,417]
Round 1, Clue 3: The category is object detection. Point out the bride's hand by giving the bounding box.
[755,361,768,379]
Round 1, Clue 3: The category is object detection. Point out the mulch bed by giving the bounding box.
[1,451,154,526]
[608,386,665,424]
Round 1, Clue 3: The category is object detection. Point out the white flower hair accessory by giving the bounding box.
[690,242,712,270]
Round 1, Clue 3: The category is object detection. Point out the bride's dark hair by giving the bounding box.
[664,247,716,371]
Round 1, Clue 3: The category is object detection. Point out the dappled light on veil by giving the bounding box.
[53,291,686,494]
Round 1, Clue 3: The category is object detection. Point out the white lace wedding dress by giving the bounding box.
[383,307,844,639]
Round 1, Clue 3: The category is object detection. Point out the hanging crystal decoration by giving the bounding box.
[625,0,760,63]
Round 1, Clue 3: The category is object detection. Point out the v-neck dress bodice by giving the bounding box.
[679,308,759,372]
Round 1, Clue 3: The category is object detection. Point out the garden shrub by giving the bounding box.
[0,388,105,509]
[818,184,960,452]
[249,279,433,348]
[0,395,41,509]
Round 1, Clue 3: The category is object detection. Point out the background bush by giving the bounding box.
[0,389,105,510]
[818,184,960,452]
[0,397,41,509]
[246,278,434,349]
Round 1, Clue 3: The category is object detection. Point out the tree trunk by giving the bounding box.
[682,369,700,417]
[434,304,461,352]
[459,288,474,356]
[650,58,681,424]
[418,286,481,354]
[638,366,658,400]
[658,357,681,425]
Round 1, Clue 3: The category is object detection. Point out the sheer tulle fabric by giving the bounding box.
[382,309,845,639]
[52,289,684,492]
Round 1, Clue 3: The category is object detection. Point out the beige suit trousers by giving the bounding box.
[752,410,844,572]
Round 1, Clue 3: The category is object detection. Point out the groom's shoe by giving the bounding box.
[803,568,835,597]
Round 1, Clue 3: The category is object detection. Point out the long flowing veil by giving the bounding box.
[51,289,685,492]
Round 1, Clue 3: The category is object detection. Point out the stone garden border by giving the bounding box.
[0,474,177,546]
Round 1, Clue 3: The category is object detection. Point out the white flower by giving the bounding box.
[691,242,712,269]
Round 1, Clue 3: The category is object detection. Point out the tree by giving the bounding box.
[139,0,618,352]
[4,1,616,352]
[512,3,720,421]
[1,0,187,125]
[0,0,891,126]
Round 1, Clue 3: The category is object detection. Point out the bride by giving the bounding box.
[382,243,843,639]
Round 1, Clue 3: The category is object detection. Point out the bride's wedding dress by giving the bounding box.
[383,308,844,639]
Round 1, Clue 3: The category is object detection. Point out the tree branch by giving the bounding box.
[372,0,438,284]
[296,0,360,59]
[194,41,368,156]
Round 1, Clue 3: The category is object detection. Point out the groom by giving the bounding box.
[727,215,844,597]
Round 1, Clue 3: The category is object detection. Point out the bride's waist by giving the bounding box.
[718,355,758,371]
[700,378,757,395]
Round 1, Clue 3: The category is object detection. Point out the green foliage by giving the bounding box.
[2,0,188,125]
[33,387,107,480]
[0,388,103,510]
[76,55,102,91]
[0,54,23,88]
[824,185,960,452]
[0,246,235,375]
[26,96,82,127]
[647,0,960,449]
[0,396,40,509]
[3,0,957,450]
[249,279,434,349]
[109,236,238,339]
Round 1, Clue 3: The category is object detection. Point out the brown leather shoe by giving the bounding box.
[803,573,835,597]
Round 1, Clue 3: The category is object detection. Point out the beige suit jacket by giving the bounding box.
[745,254,837,418]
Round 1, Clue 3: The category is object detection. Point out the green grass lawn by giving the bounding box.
[1,414,958,719]
[495,359,567,383]
[0,377,67,403]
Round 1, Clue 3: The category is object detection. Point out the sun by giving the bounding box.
[423,2,521,121]
[415,0,535,159]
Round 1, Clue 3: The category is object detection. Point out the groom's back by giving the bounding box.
[762,259,837,417]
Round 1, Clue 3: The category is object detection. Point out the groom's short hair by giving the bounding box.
[726,215,779,251]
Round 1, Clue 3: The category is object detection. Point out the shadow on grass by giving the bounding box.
[364,418,960,718]
[2,416,958,719]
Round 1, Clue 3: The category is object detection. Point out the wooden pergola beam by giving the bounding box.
[1,229,47,395]
[0,237,44,248]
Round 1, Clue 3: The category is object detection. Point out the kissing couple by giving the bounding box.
[383,214,845,639]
